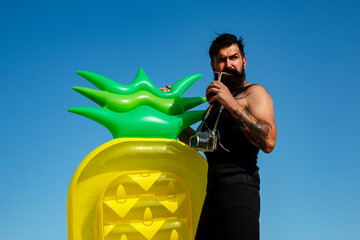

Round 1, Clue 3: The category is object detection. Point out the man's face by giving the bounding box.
[211,44,247,92]
[211,44,246,74]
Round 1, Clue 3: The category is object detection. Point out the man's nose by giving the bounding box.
[225,58,232,68]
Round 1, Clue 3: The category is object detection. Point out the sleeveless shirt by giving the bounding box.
[202,85,260,190]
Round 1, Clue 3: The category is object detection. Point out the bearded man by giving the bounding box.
[161,33,277,240]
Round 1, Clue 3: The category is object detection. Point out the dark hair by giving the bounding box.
[209,33,245,63]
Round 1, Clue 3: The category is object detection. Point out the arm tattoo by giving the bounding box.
[233,109,270,150]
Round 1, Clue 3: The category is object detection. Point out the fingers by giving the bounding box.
[206,81,232,106]
[206,82,219,101]
[206,81,226,96]
[206,81,223,91]
[159,85,171,92]
[208,94,219,105]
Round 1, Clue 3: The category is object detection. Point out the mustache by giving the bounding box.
[213,69,242,81]
[222,68,242,78]
[218,68,245,93]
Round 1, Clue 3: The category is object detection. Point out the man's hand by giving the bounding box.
[206,81,238,110]
[159,85,171,92]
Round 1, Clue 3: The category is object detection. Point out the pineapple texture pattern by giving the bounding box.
[99,171,192,240]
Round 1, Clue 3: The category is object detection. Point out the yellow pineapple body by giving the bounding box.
[67,138,207,240]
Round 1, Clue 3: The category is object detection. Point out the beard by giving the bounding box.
[216,68,246,93]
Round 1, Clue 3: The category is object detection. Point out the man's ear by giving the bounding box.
[211,61,215,71]
[243,57,247,69]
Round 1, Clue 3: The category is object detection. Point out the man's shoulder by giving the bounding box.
[240,84,273,106]
[240,83,270,97]
[247,84,272,106]
[248,83,268,91]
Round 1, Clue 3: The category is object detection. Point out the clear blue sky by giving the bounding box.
[1,0,359,239]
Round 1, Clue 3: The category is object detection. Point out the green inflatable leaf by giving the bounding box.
[69,68,206,139]
[72,87,206,115]
[76,68,203,99]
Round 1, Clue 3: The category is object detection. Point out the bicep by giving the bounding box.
[247,87,277,138]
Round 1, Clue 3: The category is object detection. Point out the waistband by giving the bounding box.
[207,171,260,191]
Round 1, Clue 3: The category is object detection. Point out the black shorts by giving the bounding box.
[195,183,260,240]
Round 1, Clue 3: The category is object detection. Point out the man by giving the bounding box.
[162,33,277,239]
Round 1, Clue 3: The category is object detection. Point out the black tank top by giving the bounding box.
[202,85,260,190]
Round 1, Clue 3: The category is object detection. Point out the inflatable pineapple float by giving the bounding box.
[68,68,208,240]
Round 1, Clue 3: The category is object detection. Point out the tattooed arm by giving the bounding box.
[232,105,274,153]
[231,85,276,153]
[207,81,277,153]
